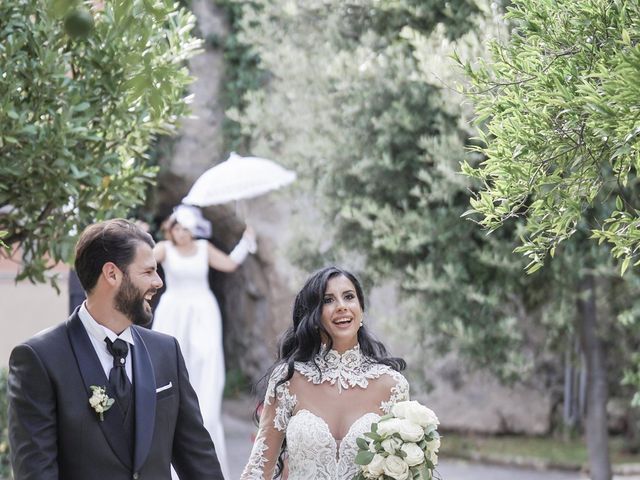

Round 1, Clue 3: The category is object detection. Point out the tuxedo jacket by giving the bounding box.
[7,312,224,480]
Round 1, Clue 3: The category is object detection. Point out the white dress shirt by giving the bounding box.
[78,302,134,383]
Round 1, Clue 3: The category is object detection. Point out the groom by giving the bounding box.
[7,219,224,480]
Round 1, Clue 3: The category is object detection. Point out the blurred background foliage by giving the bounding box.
[214,0,640,472]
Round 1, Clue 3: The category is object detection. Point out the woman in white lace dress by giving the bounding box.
[241,266,409,480]
[152,206,256,479]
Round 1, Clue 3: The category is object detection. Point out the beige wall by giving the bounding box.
[0,265,68,367]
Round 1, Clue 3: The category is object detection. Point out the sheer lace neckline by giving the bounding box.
[296,344,384,393]
[290,409,379,458]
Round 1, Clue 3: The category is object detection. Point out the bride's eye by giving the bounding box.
[323,297,333,304]
[344,293,355,300]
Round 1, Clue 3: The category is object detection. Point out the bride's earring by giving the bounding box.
[359,319,363,328]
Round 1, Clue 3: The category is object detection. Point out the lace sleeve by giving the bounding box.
[380,370,410,414]
[241,363,297,480]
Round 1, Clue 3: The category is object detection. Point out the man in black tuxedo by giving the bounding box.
[8,219,224,480]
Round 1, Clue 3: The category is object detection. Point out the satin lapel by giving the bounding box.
[131,327,156,472]
[66,314,133,469]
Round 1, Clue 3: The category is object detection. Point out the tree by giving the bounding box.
[461,0,640,478]
[0,0,201,284]
[461,0,640,274]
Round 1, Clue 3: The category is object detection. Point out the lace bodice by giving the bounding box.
[240,345,410,480]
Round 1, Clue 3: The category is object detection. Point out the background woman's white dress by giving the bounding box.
[152,239,229,479]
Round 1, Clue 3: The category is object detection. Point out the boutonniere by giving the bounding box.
[89,385,115,421]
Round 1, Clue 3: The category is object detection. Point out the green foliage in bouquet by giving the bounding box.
[353,421,438,480]
[0,0,201,285]
[352,401,441,480]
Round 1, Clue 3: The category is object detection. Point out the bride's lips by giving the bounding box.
[332,317,353,328]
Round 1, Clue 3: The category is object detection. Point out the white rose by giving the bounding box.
[89,396,101,408]
[392,401,440,428]
[400,442,425,467]
[397,419,424,442]
[383,455,410,480]
[377,418,403,437]
[367,453,386,476]
[94,404,104,413]
[360,466,378,480]
[381,437,403,454]
[426,435,441,453]
[426,450,438,466]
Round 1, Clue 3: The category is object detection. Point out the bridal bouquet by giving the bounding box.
[353,401,440,480]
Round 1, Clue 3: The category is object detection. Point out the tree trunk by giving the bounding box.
[624,406,640,453]
[577,273,612,480]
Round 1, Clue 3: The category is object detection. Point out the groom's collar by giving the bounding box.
[79,302,135,346]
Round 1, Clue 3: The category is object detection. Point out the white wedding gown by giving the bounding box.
[152,240,229,479]
[241,345,410,479]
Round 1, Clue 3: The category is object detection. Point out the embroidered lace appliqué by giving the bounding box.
[266,363,297,431]
[286,409,380,480]
[241,436,269,480]
[295,344,402,394]
[380,369,410,413]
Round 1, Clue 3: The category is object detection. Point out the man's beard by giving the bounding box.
[114,273,155,327]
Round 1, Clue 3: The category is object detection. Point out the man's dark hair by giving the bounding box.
[74,219,154,294]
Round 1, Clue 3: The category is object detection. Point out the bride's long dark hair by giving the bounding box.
[256,266,406,477]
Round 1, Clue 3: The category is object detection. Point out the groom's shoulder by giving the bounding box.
[12,319,71,360]
[134,326,177,349]
[24,320,68,347]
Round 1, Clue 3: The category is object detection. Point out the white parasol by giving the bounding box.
[182,152,297,207]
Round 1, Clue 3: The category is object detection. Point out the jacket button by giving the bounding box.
[133,473,139,479]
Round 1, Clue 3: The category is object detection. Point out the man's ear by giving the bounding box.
[101,262,122,287]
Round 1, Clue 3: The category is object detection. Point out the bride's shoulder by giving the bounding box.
[269,362,290,380]
[264,363,297,405]
[368,364,410,412]
[366,361,410,394]
[266,362,294,390]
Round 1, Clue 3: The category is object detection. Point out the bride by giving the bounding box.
[241,266,409,479]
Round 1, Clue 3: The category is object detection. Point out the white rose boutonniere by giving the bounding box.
[89,385,115,421]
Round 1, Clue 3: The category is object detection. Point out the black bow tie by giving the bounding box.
[104,337,132,416]
[105,337,129,367]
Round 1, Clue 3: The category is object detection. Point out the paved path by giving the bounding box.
[436,460,585,480]
[222,399,609,480]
